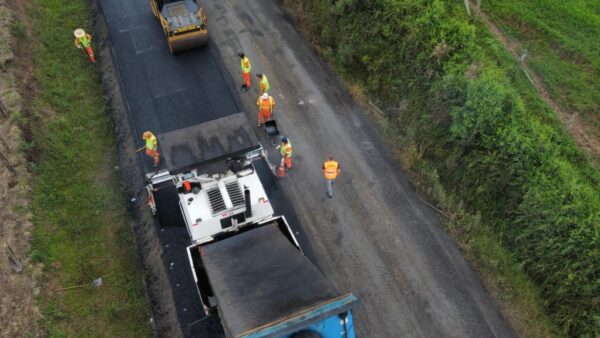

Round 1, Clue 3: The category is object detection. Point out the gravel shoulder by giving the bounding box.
[202,1,514,336]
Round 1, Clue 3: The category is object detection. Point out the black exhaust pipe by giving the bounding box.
[244,186,252,218]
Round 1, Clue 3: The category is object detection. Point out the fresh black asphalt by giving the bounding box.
[97,0,227,334]
[98,0,239,139]
[97,0,312,336]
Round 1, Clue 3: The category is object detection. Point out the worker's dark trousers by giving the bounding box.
[326,179,335,198]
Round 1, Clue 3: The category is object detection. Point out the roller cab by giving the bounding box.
[149,0,208,53]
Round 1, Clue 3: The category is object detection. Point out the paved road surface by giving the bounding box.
[98,0,514,336]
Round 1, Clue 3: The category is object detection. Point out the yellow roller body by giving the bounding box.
[168,30,208,53]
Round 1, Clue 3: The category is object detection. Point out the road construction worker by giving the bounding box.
[239,53,251,90]
[323,156,340,198]
[142,131,160,166]
[276,136,292,170]
[256,92,275,127]
[256,73,270,93]
[74,28,96,63]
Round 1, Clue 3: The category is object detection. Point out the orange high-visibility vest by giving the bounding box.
[323,160,339,180]
[257,96,275,112]
[240,57,251,73]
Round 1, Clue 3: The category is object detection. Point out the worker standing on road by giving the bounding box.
[239,53,252,91]
[74,28,96,63]
[142,131,160,167]
[276,136,292,170]
[256,92,275,127]
[256,73,270,93]
[323,156,340,198]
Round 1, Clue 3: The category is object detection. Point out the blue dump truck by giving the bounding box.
[187,217,358,338]
[145,114,358,337]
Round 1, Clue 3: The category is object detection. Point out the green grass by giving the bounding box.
[26,0,151,336]
[11,19,27,39]
[361,88,559,338]
[411,160,558,338]
[483,0,600,128]
[447,21,600,337]
[363,73,559,338]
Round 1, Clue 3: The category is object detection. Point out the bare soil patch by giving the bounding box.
[0,0,43,336]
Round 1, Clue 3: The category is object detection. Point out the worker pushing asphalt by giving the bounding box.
[140,131,160,167]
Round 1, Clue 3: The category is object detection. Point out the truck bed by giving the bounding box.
[200,224,354,337]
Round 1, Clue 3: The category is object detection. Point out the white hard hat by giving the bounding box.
[262,93,269,100]
[74,28,86,38]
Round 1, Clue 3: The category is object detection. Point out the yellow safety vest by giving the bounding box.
[145,135,157,151]
[279,141,292,158]
[77,35,92,48]
[260,75,270,92]
[240,57,251,73]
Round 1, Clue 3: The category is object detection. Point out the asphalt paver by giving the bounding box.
[98,0,515,336]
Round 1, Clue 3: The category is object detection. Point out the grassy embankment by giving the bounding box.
[26,0,151,336]
[483,1,600,139]
[283,1,599,337]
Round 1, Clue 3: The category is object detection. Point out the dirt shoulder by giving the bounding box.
[0,0,172,335]
[0,0,42,336]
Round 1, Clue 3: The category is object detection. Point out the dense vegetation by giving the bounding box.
[285,0,599,336]
[483,0,600,133]
[28,0,151,335]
